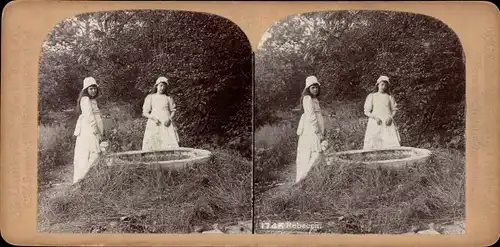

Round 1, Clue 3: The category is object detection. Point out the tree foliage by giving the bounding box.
[255,10,465,149]
[38,10,252,155]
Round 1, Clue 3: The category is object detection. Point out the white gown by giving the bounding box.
[73,96,103,183]
[142,94,180,151]
[363,92,401,150]
[295,95,325,183]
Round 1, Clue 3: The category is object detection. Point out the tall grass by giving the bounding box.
[38,149,252,233]
[37,107,144,188]
[38,103,252,233]
[38,123,75,186]
[254,100,367,184]
[254,100,465,234]
[323,100,367,151]
[255,149,465,234]
[254,122,297,184]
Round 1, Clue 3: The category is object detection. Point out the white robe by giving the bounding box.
[73,96,103,183]
[141,94,180,151]
[363,92,401,150]
[295,95,324,183]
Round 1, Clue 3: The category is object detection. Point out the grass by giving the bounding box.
[255,149,464,234]
[254,100,465,234]
[37,149,252,233]
[254,100,367,185]
[38,122,75,187]
[38,100,465,234]
[37,104,252,233]
[254,122,297,184]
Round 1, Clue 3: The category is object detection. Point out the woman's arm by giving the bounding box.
[80,97,99,134]
[163,97,176,127]
[303,96,322,139]
[142,95,159,123]
[363,94,376,119]
[364,93,382,125]
[389,95,398,118]
[142,95,152,118]
[169,97,176,119]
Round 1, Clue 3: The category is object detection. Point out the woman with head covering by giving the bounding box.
[295,75,325,183]
[72,76,104,183]
[141,76,180,151]
[363,75,401,150]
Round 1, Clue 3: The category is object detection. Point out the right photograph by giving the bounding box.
[254,10,465,234]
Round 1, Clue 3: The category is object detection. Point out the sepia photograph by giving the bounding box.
[36,9,252,234]
[2,0,500,246]
[254,10,465,234]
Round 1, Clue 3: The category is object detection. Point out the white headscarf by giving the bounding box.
[305,75,320,89]
[376,75,390,86]
[155,76,169,86]
[82,77,98,91]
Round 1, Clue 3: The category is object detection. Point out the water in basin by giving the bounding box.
[336,149,413,162]
[104,147,212,170]
[117,151,194,162]
[329,146,432,169]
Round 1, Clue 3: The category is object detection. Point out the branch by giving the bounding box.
[113,12,138,35]
[73,19,86,34]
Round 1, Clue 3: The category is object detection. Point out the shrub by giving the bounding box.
[39,11,252,155]
[255,10,465,148]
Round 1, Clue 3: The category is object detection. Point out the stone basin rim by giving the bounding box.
[330,146,432,164]
[105,147,212,165]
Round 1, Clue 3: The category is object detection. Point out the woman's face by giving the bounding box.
[88,86,98,97]
[378,81,387,92]
[156,82,166,94]
[309,84,319,96]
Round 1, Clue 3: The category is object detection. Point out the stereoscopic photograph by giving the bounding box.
[35,7,468,236]
[37,10,253,234]
[254,10,465,234]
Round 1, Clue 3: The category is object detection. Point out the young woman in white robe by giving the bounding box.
[295,76,325,183]
[141,76,180,151]
[72,77,104,183]
[363,75,401,150]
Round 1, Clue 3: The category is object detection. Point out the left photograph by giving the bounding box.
[37,10,252,234]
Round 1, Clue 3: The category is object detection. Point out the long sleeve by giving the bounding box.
[80,97,98,132]
[142,94,152,115]
[389,95,398,116]
[364,93,374,117]
[168,96,176,118]
[303,96,320,134]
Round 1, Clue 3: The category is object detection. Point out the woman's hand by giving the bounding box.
[374,116,383,125]
[94,130,101,142]
[385,117,393,126]
[151,117,161,126]
[144,113,161,126]
[318,132,324,141]
[164,118,171,127]
[93,126,101,136]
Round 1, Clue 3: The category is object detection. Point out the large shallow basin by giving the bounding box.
[104,147,212,170]
[328,146,432,169]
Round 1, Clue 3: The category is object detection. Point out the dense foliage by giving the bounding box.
[38,10,252,157]
[255,10,465,149]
